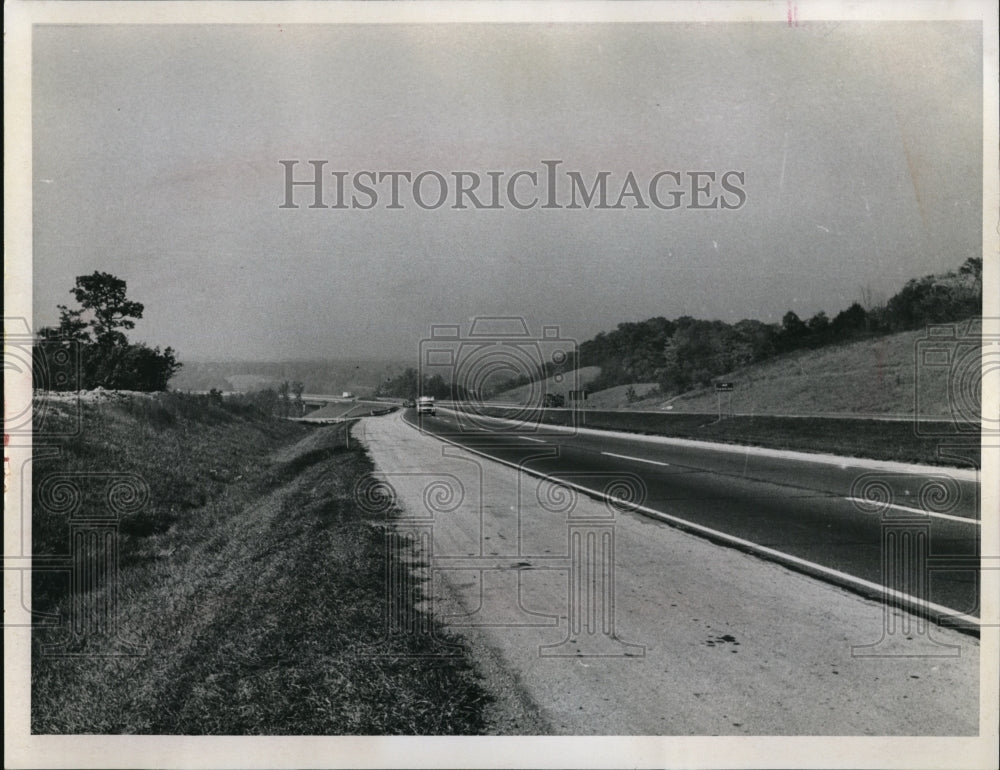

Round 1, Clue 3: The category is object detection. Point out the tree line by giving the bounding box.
[373,258,981,403]
[577,258,982,395]
[232,380,307,417]
[376,367,475,401]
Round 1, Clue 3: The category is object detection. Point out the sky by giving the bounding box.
[31,19,983,362]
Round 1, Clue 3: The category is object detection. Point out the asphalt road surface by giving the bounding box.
[406,407,982,625]
[356,412,981,735]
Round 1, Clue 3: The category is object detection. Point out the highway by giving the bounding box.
[404,406,982,627]
[358,411,981,734]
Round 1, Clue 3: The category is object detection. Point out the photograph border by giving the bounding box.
[5,2,998,768]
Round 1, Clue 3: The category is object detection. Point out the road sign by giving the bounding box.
[715,382,734,420]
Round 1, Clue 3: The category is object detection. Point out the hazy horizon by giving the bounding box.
[33,21,983,362]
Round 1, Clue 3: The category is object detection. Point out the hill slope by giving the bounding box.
[491,366,602,404]
[514,327,972,419]
[30,393,493,734]
[651,327,964,417]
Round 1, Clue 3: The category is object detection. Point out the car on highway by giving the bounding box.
[416,396,436,415]
[543,393,565,408]
[402,398,415,408]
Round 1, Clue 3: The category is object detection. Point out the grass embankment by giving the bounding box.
[492,366,602,403]
[470,406,977,467]
[652,329,959,416]
[566,328,966,415]
[31,392,489,734]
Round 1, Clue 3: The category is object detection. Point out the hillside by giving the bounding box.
[583,326,969,418]
[30,392,492,734]
[491,365,602,404]
[554,258,981,410]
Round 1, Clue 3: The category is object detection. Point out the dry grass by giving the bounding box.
[31,393,490,734]
[471,405,973,466]
[492,365,602,403]
[642,329,958,416]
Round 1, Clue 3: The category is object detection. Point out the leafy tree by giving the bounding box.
[291,381,305,416]
[781,310,807,337]
[807,311,829,334]
[831,303,868,336]
[251,387,279,417]
[36,271,181,392]
[42,304,91,343]
[277,381,291,417]
[378,367,420,399]
[732,319,777,364]
[959,257,982,279]
[68,271,145,347]
[422,374,450,400]
[112,343,181,391]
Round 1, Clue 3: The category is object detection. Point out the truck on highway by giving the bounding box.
[416,396,436,415]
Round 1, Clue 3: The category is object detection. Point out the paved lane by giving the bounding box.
[357,413,981,736]
[405,408,982,626]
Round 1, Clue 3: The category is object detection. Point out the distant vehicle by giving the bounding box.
[543,393,565,408]
[403,398,416,408]
[416,396,436,415]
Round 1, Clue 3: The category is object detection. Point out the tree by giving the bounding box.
[278,380,291,417]
[109,343,182,391]
[40,304,91,342]
[777,310,808,352]
[959,257,982,279]
[251,387,279,417]
[806,311,830,345]
[422,374,450,400]
[831,302,868,336]
[36,271,181,392]
[291,381,305,416]
[68,271,145,347]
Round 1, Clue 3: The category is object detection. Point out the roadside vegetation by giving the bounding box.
[571,258,982,397]
[36,271,181,392]
[369,259,982,414]
[500,325,969,420]
[470,405,968,466]
[31,393,491,734]
[628,327,963,417]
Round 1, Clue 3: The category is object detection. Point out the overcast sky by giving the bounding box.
[32,20,983,362]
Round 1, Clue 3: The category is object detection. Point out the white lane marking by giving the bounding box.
[844,497,980,526]
[406,419,981,628]
[601,451,669,467]
[623,498,980,627]
[433,406,978,480]
[417,412,978,525]
[521,437,547,443]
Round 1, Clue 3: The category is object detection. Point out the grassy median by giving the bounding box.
[31,392,490,734]
[472,405,977,467]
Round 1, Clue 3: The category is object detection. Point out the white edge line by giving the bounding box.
[601,451,669,467]
[403,413,981,630]
[843,497,981,526]
[435,406,981,482]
